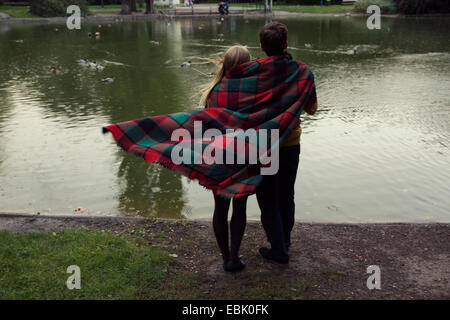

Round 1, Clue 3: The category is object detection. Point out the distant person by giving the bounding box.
[201,46,252,272]
[218,2,226,15]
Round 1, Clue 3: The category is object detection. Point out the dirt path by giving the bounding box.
[0,213,449,299]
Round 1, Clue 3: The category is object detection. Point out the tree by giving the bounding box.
[121,0,130,14]
[121,0,137,14]
[130,0,137,12]
[145,0,154,14]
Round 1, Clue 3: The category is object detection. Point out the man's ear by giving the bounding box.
[260,43,266,56]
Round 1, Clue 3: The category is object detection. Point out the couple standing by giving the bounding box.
[201,22,318,271]
[104,22,317,273]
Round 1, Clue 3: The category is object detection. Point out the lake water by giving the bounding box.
[0,16,449,222]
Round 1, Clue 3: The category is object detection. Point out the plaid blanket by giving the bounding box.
[103,53,317,198]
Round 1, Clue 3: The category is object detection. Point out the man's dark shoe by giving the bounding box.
[259,247,289,266]
[223,259,246,272]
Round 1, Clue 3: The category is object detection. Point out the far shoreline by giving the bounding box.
[0,12,358,25]
[2,11,450,25]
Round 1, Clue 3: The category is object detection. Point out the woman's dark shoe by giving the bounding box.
[259,247,289,267]
[223,259,246,272]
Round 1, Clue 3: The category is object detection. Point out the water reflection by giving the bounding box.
[116,154,186,218]
[0,16,449,222]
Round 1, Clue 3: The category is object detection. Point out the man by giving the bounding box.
[256,22,318,266]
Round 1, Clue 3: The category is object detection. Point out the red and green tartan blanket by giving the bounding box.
[103,53,317,198]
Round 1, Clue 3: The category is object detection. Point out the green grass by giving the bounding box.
[89,5,166,13]
[0,5,37,18]
[89,5,125,12]
[0,229,172,299]
[0,227,317,299]
[0,5,163,17]
[230,4,355,13]
[353,0,397,13]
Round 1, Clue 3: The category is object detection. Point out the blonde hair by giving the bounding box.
[200,45,251,106]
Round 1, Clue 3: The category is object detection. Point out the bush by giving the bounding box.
[30,0,89,17]
[394,0,450,14]
[353,0,396,14]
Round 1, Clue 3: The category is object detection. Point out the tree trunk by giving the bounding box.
[130,0,137,12]
[145,0,154,14]
[121,0,130,14]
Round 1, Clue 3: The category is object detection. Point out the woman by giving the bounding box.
[201,45,252,272]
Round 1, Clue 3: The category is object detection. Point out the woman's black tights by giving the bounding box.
[212,193,247,263]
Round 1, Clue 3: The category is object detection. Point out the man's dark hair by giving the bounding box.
[259,22,288,56]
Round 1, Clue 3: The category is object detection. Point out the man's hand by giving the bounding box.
[305,101,318,116]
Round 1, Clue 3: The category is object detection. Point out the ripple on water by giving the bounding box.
[0,17,449,222]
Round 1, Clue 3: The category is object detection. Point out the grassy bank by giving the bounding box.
[1,215,449,299]
[0,5,37,18]
[90,4,166,13]
[0,5,172,18]
[231,4,355,13]
[89,5,124,12]
[0,229,172,299]
[0,225,311,299]
[0,5,128,18]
